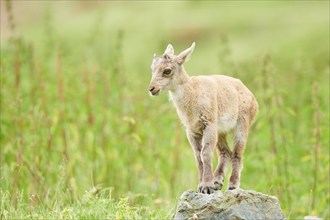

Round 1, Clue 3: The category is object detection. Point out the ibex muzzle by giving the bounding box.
[148,84,160,96]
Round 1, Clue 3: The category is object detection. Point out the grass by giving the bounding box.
[1,187,170,219]
[1,1,329,219]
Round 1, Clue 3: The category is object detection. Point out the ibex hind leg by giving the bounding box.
[213,134,232,190]
[228,119,249,190]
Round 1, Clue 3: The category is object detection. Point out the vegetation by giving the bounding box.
[1,1,329,219]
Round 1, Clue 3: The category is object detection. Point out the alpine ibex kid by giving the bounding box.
[148,43,258,194]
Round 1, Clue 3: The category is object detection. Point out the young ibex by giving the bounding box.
[149,43,258,194]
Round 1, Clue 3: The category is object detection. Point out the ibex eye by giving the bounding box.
[163,69,172,75]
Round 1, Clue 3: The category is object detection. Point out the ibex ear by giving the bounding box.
[164,44,174,57]
[177,42,195,65]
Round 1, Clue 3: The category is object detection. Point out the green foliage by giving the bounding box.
[1,188,168,219]
[1,1,329,219]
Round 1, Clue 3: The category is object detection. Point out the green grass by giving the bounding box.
[1,1,329,219]
[1,187,170,219]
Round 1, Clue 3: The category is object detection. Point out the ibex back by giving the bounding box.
[148,42,258,194]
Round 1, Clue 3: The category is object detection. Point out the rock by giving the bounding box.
[173,189,286,220]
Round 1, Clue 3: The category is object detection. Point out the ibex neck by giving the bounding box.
[177,66,190,85]
[169,66,192,101]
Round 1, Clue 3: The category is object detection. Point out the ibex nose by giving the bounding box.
[149,86,155,92]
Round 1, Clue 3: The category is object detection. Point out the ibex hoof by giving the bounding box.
[198,182,217,194]
[214,180,223,190]
[228,186,238,190]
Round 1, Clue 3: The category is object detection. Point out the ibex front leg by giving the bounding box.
[186,131,203,185]
[199,124,218,194]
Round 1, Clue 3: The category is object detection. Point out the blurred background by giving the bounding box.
[1,1,329,219]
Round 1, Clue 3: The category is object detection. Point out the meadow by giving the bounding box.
[1,1,329,219]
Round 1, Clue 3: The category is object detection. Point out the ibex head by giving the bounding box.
[149,42,195,96]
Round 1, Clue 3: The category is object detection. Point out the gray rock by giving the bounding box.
[173,189,286,220]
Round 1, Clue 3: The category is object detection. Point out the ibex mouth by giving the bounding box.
[150,89,160,96]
